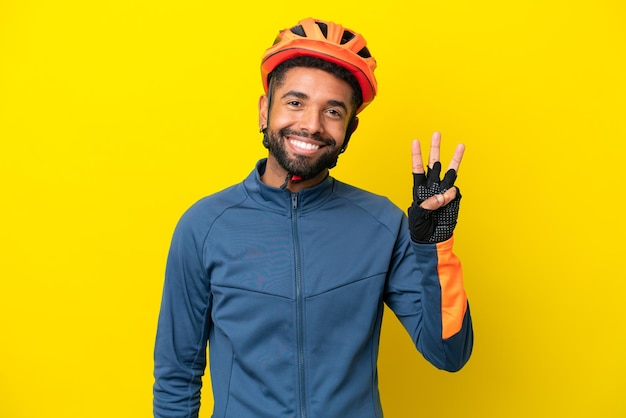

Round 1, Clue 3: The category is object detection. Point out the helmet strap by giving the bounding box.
[261,78,275,149]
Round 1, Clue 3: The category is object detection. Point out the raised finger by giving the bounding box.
[447,143,466,173]
[428,131,441,168]
[411,139,425,174]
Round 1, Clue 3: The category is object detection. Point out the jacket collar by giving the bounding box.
[244,159,335,212]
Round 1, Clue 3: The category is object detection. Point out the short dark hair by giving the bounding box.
[268,55,363,115]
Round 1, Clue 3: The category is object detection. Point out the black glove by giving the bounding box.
[408,162,461,243]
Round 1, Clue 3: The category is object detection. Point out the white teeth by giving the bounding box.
[290,139,320,151]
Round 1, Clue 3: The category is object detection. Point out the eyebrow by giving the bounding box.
[281,90,348,112]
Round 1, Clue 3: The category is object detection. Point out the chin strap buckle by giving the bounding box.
[279,174,304,189]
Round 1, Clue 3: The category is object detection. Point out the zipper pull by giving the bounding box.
[291,193,299,210]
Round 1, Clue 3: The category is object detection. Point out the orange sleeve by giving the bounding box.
[436,237,468,339]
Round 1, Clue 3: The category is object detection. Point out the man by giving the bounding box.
[153,17,473,418]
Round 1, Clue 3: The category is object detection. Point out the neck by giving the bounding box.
[261,157,328,192]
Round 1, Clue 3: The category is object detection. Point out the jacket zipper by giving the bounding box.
[291,192,307,418]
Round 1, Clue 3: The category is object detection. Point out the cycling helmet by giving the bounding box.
[261,18,378,114]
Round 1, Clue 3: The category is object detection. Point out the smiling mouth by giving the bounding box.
[289,138,321,151]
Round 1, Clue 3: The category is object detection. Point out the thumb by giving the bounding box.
[419,187,458,210]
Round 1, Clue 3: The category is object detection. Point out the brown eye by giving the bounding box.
[326,109,343,119]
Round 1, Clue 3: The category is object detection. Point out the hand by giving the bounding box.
[408,132,465,243]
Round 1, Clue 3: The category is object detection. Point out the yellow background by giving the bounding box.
[1,1,625,417]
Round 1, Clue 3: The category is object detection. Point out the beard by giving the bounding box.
[265,127,343,179]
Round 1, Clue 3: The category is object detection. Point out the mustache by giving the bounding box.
[279,128,336,147]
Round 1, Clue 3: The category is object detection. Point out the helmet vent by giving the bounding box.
[290,25,306,37]
[288,24,372,59]
[316,22,328,37]
[340,30,355,44]
[290,22,329,38]
[357,47,371,59]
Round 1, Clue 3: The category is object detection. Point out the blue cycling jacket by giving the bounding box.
[153,159,473,418]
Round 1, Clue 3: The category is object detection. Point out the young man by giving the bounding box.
[153,17,473,418]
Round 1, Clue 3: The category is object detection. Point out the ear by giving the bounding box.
[348,116,359,135]
[258,95,269,130]
[341,117,359,153]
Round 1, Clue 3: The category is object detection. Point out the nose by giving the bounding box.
[297,108,323,135]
